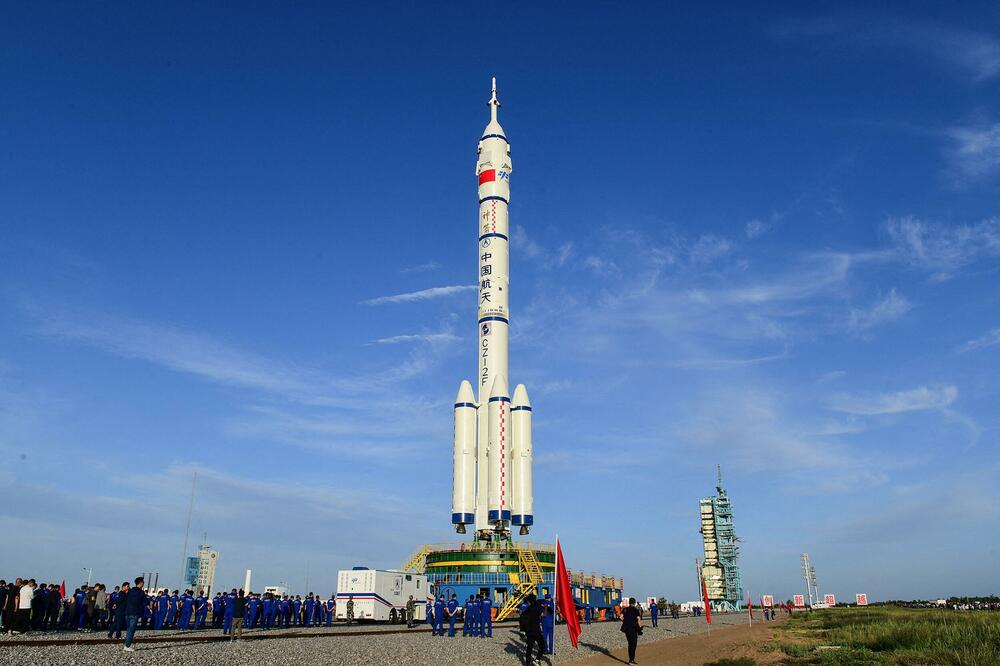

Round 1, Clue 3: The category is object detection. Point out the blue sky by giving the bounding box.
[2,2,999,602]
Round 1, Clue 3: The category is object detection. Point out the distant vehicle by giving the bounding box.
[336,567,428,623]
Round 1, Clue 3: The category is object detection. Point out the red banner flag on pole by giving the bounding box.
[701,579,713,624]
[556,538,582,649]
[60,580,66,598]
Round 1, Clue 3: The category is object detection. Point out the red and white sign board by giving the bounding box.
[856,593,868,606]
[762,595,774,607]
[824,594,836,606]
[793,595,805,608]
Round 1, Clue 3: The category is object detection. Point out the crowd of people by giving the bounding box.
[0,576,339,649]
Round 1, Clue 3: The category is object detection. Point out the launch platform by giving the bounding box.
[402,542,622,620]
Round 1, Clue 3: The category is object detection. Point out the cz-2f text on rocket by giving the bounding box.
[452,79,533,541]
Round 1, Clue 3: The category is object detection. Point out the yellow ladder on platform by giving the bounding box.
[496,547,545,621]
[401,544,431,573]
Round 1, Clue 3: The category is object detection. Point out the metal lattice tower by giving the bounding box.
[713,466,743,605]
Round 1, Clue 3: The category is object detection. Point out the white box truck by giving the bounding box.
[336,567,429,623]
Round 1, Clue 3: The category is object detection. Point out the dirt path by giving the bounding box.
[563,618,787,666]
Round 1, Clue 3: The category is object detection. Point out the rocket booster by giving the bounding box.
[451,78,533,537]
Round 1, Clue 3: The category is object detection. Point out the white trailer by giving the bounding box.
[336,568,428,623]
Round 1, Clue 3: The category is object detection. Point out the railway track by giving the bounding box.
[0,621,523,648]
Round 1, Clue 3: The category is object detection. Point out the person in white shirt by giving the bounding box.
[13,579,34,634]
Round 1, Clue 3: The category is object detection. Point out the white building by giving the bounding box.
[194,545,219,596]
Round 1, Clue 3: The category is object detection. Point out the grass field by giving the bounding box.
[763,607,1000,665]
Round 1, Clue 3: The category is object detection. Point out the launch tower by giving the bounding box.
[699,466,743,611]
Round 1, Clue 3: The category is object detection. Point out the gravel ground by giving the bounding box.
[0,613,748,665]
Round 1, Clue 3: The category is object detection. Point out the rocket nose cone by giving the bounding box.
[456,380,475,403]
[512,384,531,408]
[489,374,509,398]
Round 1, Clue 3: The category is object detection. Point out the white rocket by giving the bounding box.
[452,78,533,538]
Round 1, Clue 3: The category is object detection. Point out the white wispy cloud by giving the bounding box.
[369,332,460,345]
[361,285,475,305]
[826,385,957,415]
[848,287,911,332]
[884,216,1000,280]
[773,16,1000,82]
[401,261,441,274]
[946,122,1000,183]
[33,306,317,397]
[745,219,771,239]
[958,327,1000,353]
[690,235,732,263]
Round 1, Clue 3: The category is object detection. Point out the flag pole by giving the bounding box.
[553,535,558,658]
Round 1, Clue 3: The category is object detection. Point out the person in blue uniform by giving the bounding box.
[211,593,223,628]
[303,594,314,628]
[141,592,152,628]
[153,591,168,630]
[178,590,194,629]
[261,594,273,630]
[462,595,475,636]
[245,593,257,629]
[426,599,435,631]
[74,587,88,630]
[585,605,592,624]
[433,595,445,636]
[278,595,290,628]
[472,595,483,637]
[649,599,658,627]
[167,591,179,628]
[222,589,236,634]
[292,596,302,626]
[326,596,335,627]
[194,591,207,629]
[541,594,555,655]
[480,594,492,638]
[447,594,459,637]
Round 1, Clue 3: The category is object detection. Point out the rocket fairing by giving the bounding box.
[450,78,533,537]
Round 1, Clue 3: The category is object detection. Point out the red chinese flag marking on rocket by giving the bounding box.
[479,169,496,185]
[556,539,582,648]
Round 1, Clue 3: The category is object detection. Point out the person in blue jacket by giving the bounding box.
[75,586,88,630]
[426,598,435,631]
[194,591,208,629]
[178,590,194,629]
[167,590,179,628]
[246,593,258,629]
[541,593,555,654]
[326,596,335,627]
[447,594,459,637]
[303,593,314,628]
[222,589,236,634]
[650,599,658,627]
[433,595,445,636]
[462,595,475,636]
[212,593,224,628]
[277,595,290,628]
[480,594,492,638]
[155,591,169,630]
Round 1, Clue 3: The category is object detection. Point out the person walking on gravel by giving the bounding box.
[122,577,146,652]
[620,597,643,665]
[108,582,129,639]
[405,595,416,628]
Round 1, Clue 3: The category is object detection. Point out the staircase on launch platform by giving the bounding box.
[496,546,545,620]
[401,545,431,574]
